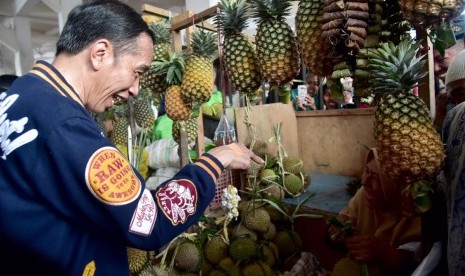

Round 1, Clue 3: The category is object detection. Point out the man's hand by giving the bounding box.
[208,143,264,170]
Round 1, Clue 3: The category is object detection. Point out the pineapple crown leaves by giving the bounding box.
[249,0,292,24]
[215,0,250,36]
[151,50,186,85]
[191,29,218,59]
[147,19,172,45]
[367,38,428,95]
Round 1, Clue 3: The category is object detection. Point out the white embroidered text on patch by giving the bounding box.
[130,189,157,236]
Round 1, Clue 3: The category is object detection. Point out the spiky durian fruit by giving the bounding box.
[283,174,304,196]
[204,235,229,265]
[174,240,201,273]
[134,88,155,129]
[244,207,271,233]
[181,29,217,103]
[259,169,278,185]
[332,256,362,276]
[369,38,444,184]
[250,140,269,159]
[127,247,151,275]
[295,0,332,77]
[140,20,171,95]
[215,0,262,94]
[250,0,301,86]
[273,229,302,259]
[242,261,273,276]
[232,223,258,241]
[229,237,258,261]
[282,156,304,175]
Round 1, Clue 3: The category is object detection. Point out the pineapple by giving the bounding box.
[140,20,171,95]
[398,0,465,28]
[295,0,332,77]
[181,29,217,104]
[134,88,155,129]
[172,117,198,146]
[369,38,444,184]
[215,0,262,94]
[154,50,191,121]
[250,0,300,86]
[110,104,129,146]
[165,85,191,121]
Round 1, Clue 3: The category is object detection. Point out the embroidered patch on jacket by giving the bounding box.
[156,179,197,225]
[130,189,157,236]
[86,147,141,205]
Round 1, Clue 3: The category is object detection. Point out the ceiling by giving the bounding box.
[0,0,187,63]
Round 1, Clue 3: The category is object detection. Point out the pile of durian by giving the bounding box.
[146,136,317,275]
[149,197,307,276]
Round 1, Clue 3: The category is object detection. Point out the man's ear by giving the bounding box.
[90,39,113,71]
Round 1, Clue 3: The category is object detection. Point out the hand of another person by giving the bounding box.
[345,235,386,263]
[208,143,264,170]
[295,98,306,110]
[328,213,355,244]
[306,95,316,110]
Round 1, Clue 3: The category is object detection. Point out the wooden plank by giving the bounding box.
[170,5,218,32]
[234,103,299,158]
[141,4,178,19]
[296,108,376,177]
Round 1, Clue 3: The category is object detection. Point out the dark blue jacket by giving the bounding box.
[0,61,223,275]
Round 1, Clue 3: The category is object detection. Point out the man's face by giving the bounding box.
[88,33,153,113]
[362,158,384,210]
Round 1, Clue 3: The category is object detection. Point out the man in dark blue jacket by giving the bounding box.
[0,1,262,275]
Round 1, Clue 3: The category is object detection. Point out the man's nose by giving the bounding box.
[129,79,140,96]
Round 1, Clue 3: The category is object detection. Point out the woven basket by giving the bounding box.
[209,169,242,210]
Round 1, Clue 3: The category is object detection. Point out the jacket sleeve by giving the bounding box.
[38,117,223,250]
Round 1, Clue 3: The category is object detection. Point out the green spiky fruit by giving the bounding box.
[260,169,277,185]
[127,247,151,275]
[261,243,277,267]
[250,140,269,159]
[229,237,257,261]
[262,222,277,240]
[332,257,362,276]
[284,174,304,196]
[244,207,271,233]
[209,270,227,276]
[273,230,302,259]
[241,261,273,276]
[262,183,284,200]
[174,241,201,272]
[282,156,304,175]
[246,160,266,178]
[232,224,258,241]
[204,235,229,265]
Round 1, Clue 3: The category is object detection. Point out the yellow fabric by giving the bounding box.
[115,145,149,179]
[340,148,421,247]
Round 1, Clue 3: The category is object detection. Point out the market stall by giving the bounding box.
[102,0,463,274]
